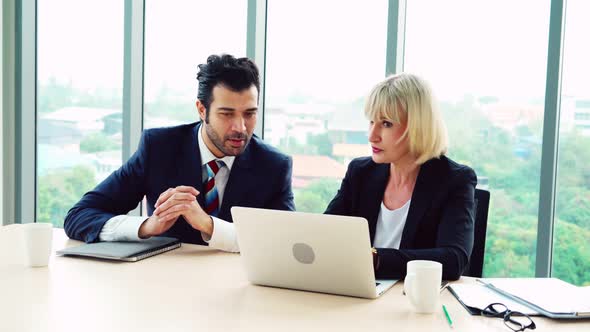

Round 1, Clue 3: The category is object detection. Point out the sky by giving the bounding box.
[405,0,590,101]
[37,0,589,105]
[264,0,388,104]
[37,0,124,90]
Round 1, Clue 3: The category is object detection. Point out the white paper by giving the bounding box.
[449,283,538,315]
[483,278,590,314]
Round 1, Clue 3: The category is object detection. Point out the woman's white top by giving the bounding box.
[373,199,411,249]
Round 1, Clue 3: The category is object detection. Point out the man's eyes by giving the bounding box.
[218,112,257,118]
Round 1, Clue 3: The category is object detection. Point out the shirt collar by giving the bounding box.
[198,125,235,171]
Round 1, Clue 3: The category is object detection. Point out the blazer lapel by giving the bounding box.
[176,123,206,207]
[218,144,254,222]
[365,164,389,245]
[399,159,442,249]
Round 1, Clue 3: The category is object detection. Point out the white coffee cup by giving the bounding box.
[22,223,53,267]
[404,260,443,313]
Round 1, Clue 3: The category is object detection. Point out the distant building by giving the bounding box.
[291,154,347,189]
[561,97,590,136]
[38,107,123,180]
[264,103,337,146]
[41,106,120,132]
[480,102,542,135]
[476,176,489,190]
[322,102,367,153]
[331,143,370,165]
[37,144,94,176]
[144,116,187,130]
[92,151,121,182]
[39,106,121,146]
[38,118,84,146]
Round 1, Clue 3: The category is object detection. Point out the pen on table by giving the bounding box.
[442,304,453,328]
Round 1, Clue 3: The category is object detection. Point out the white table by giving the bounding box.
[1,226,588,332]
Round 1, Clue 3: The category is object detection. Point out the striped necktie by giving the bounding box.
[203,159,225,217]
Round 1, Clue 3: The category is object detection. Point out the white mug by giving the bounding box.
[404,260,442,313]
[22,223,53,267]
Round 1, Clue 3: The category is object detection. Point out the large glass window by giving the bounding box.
[265,0,388,212]
[554,0,590,286]
[37,0,124,227]
[405,0,551,277]
[143,1,247,129]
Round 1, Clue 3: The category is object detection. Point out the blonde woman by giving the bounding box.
[325,73,476,280]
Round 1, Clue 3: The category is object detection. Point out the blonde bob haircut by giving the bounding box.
[364,73,448,165]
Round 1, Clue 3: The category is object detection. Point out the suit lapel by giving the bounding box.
[365,164,389,245]
[399,159,442,249]
[218,143,254,222]
[176,123,206,207]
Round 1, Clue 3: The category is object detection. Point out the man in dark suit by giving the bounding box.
[64,54,295,252]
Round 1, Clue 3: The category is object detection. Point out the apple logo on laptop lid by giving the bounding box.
[292,243,315,264]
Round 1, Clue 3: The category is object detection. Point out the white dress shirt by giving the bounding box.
[99,126,240,252]
[373,200,411,249]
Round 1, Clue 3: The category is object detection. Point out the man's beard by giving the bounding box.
[205,125,251,156]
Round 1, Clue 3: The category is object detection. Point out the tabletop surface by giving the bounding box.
[1,225,588,332]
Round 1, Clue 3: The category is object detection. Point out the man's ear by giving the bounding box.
[196,100,207,122]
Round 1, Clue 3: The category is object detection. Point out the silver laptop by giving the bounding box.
[231,207,398,299]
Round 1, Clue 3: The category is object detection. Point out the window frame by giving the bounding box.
[2,0,568,278]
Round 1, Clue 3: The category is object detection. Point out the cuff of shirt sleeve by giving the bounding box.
[202,217,239,253]
[99,215,149,242]
[122,216,150,241]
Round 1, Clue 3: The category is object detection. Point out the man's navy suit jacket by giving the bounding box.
[64,122,295,244]
[325,155,476,280]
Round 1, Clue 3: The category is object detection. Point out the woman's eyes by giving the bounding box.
[369,120,394,128]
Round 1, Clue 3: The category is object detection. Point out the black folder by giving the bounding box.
[56,237,181,262]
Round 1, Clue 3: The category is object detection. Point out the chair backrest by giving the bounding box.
[463,188,490,278]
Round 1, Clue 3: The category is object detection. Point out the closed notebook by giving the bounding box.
[56,237,181,262]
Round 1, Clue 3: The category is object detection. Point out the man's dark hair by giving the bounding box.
[196,54,260,121]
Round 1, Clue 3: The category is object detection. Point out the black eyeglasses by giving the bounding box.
[481,303,536,332]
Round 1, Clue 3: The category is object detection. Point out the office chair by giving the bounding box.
[463,188,490,278]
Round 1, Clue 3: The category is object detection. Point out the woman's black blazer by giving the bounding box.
[325,155,477,280]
